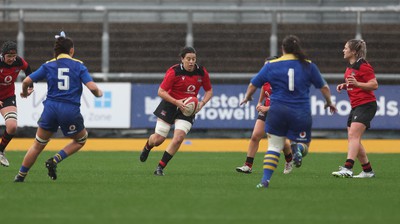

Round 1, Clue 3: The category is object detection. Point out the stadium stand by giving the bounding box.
[1,21,399,75]
[1,1,399,139]
[1,1,399,75]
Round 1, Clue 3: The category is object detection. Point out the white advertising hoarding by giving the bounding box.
[2,83,131,128]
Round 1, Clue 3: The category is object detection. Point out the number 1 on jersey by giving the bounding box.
[287,68,294,91]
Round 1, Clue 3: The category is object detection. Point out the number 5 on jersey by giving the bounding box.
[58,68,70,90]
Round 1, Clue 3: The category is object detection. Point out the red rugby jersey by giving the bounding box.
[0,56,30,100]
[160,63,212,100]
[344,58,376,108]
[262,82,272,106]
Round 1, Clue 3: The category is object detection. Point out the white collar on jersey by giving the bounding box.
[180,63,199,71]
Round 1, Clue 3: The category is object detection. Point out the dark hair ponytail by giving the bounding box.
[54,33,74,58]
[282,35,307,64]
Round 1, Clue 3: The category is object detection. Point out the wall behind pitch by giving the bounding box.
[131,84,400,130]
[131,83,261,129]
[6,83,398,130]
[7,83,131,128]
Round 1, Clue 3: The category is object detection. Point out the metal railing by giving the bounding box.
[1,4,400,77]
[91,72,399,83]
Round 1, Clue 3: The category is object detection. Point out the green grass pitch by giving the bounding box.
[2,151,399,224]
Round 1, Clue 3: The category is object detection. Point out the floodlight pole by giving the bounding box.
[270,11,278,57]
[17,9,24,59]
[186,10,194,47]
[102,9,110,77]
[355,11,362,40]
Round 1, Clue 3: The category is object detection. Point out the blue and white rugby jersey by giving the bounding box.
[251,54,326,107]
[29,53,93,106]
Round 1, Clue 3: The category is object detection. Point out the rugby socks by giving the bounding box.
[0,130,14,153]
[344,159,354,169]
[144,140,154,151]
[245,156,254,168]
[361,162,373,172]
[284,153,293,163]
[17,166,30,179]
[298,143,308,156]
[261,151,280,183]
[158,151,173,168]
[53,150,68,164]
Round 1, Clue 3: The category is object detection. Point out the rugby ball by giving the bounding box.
[181,97,199,116]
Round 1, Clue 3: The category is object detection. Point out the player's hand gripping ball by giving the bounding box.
[181,97,199,116]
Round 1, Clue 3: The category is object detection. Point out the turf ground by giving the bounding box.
[2,151,400,224]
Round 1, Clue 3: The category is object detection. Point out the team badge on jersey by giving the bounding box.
[187,85,196,93]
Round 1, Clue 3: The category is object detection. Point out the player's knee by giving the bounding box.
[172,133,185,145]
[250,133,263,142]
[6,125,17,135]
[152,134,166,146]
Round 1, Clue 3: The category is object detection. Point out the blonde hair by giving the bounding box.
[347,39,367,59]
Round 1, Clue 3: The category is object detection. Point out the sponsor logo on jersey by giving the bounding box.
[69,125,76,131]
